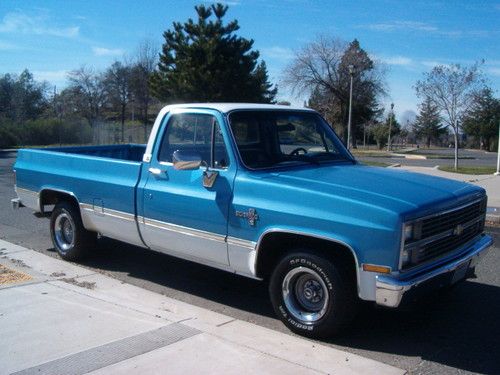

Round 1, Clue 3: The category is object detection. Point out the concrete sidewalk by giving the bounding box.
[0,239,405,375]
[397,166,500,223]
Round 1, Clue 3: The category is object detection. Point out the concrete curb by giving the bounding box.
[0,239,406,375]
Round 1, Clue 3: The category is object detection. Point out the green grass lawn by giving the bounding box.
[438,166,496,175]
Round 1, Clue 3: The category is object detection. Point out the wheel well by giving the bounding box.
[39,190,79,214]
[255,232,358,282]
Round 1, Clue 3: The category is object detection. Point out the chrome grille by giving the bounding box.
[420,199,485,238]
[403,197,487,270]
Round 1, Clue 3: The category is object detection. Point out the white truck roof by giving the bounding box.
[162,102,314,113]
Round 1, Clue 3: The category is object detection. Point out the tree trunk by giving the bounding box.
[143,104,149,143]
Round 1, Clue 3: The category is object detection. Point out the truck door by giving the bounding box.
[139,109,236,265]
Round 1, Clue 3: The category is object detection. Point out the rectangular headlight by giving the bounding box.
[404,223,413,241]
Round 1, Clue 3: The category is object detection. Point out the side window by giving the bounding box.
[158,113,229,168]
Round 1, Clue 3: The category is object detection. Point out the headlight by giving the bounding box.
[401,248,411,267]
[404,223,413,241]
[403,221,422,243]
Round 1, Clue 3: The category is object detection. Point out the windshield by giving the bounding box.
[228,110,354,169]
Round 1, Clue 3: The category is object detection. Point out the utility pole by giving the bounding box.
[387,103,394,152]
[347,65,355,150]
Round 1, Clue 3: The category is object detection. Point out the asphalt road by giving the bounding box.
[357,147,498,168]
[1,150,499,375]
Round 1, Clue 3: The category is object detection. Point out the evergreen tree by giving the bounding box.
[150,3,276,103]
[462,87,500,151]
[413,96,445,147]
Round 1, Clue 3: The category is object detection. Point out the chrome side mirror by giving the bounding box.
[172,150,202,170]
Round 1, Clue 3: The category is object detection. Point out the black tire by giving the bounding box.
[269,250,357,338]
[50,201,96,261]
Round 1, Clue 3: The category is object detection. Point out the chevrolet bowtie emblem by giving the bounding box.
[453,224,464,236]
[236,208,259,226]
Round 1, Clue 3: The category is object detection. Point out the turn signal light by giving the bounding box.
[362,264,391,274]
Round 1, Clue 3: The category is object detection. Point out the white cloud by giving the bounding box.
[421,60,441,68]
[261,46,294,61]
[92,46,124,56]
[364,21,438,33]
[382,56,413,66]
[0,11,79,38]
[360,21,490,38]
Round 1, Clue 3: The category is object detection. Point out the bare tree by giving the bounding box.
[283,35,386,145]
[130,38,159,141]
[415,63,484,170]
[67,66,106,132]
[104,61,132,142]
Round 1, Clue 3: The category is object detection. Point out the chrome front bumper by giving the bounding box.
[375,234,493,307]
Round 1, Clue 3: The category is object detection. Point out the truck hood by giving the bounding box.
[263,163,484,219]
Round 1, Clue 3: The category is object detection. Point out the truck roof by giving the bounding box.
[162,103,315,113]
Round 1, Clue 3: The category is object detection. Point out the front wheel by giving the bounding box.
[269,251,357,338]
[50,201,96,261]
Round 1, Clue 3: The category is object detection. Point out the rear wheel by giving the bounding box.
[269,250,357,338]
[50,201,96,261]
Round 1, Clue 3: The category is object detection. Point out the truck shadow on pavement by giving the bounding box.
[59,237,499,375]
[334,281,500,374]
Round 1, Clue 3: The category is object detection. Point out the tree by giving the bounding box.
[284,36,385,146]
[462,87,500,151]
[150,3,276,103]
[104,61,132,142]
[371,111,400,150]
[130,39,159,140]
[415,63,484,169]
[0,70,48,123]
[66,66,106,141]
[413,96,445,147]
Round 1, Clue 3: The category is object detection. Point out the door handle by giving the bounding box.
[148,167,165,176]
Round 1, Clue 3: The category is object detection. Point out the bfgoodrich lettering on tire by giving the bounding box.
[269,250,357,338]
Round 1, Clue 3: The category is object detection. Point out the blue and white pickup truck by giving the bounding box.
[12,103,493,338]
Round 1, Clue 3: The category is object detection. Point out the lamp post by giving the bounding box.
[495,119,500,176]
[387,103,394,152]
[347,64,355,150]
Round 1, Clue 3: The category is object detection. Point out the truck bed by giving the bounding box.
[14,143,146,247]
[43,144,146,162]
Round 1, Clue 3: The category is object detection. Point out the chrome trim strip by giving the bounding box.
[80,204,135,222]
[376,234,493,307]
[227,236,256,250]
[141,216,227,244]
[405,197,485,225]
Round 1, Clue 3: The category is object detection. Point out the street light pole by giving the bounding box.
[387,103,394,152]
[347,65,355,150]
[495,119,500,176]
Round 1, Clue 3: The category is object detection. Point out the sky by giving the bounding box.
[0,0,499,120]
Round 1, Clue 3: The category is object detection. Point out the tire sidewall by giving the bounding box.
[269,252,348,338]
